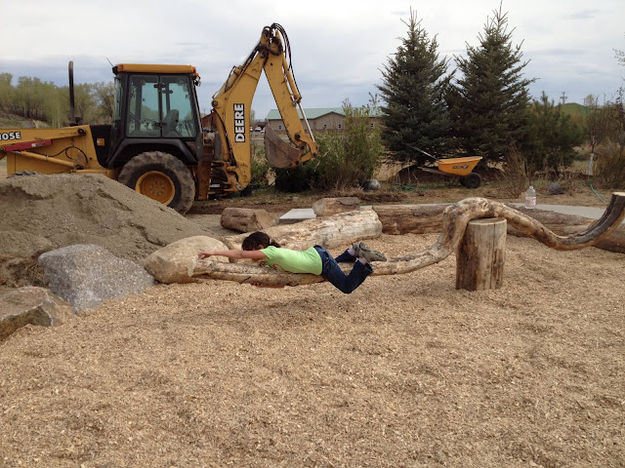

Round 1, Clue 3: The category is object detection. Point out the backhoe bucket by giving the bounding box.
[264,124,301,168]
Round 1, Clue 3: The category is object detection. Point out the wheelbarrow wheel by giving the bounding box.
[461,172,481,189]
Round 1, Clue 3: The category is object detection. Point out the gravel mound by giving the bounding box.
[0,173,215,266]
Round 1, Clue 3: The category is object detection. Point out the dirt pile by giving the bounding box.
[0,173,219,285]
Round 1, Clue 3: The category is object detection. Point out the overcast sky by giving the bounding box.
[2,0,624,119]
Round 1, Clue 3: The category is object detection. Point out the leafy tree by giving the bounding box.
[316,101,383,190]
[585,95,622,154]
[448,5,534,162]
[91,82,115,123]
[615,33,625,69]
[525,93,584,176]
[377,9,452,164]
[275,101,383,192]
[0,73,13,112]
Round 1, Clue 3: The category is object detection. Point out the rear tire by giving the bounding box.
[117,151,195,214]
[461,172,481,189]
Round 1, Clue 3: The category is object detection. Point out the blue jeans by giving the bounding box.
[314,246,373,294]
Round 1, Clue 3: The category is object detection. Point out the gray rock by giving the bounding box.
[548,182,565,195]
[364,179,381,191]
[0,286,75,341]
[38,244,155,312]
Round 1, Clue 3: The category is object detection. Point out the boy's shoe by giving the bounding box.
[353,242,387,263]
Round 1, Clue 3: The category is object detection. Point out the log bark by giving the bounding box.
[220,207,276,233]
[372,204,447,234]
[193,193,625,287]
[456,218,507,291]
[224,207,382,251]
[312,197,361,216]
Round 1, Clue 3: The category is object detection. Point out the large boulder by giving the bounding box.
[38,244,155,312]
[0,286,74,341]
[143,236,228,284]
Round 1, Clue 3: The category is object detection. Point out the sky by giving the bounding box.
[1,0,624,119]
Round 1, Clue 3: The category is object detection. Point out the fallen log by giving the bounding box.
[510,206,625,253]
[220,207,276,233]
[373,203,625,253]
[373,204,446,234]
[193,193,625,287]
[224,207,382,251]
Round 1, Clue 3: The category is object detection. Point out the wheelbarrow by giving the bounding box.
[409,145,483,188]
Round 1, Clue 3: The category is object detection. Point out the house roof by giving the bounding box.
[265,107,383,120]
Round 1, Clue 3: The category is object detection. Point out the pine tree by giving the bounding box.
[377,9,452,164]
[448,5,533,162]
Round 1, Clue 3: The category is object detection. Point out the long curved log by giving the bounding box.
[193,193,625,286]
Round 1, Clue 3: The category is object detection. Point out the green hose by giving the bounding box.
[589,184,606,204]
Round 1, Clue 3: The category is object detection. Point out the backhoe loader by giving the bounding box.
[0,23,318,213]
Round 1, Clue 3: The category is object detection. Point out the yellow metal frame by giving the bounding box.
[211,24,318,191]
[0,126,112,177]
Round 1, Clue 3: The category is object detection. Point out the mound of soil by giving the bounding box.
[0,173,218,265]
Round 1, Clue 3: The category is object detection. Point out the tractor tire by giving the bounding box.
[461,172,481,189]
[117,151,195,214]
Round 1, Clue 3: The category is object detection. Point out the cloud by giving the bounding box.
[1,0,623,117]
[564,9,600,20]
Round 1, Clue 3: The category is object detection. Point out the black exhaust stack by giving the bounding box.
[68,61,81,126]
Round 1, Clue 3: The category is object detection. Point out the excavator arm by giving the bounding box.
[210,23,318,192]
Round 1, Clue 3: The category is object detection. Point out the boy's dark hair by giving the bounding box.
[242,231,281,250]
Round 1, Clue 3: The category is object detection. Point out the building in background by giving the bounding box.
[265,107,382,133]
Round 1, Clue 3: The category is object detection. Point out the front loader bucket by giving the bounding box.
[264,124,302,168]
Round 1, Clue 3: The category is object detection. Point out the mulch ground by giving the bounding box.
[1,233,624,467]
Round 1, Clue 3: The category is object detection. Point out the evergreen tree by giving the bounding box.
[448,5,533,162]
[377,9,452,164]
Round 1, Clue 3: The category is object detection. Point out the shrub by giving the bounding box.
[496,147,528,197]
[594,142,625,188]
[311,104,383,191]
[274,103,384,193]
[250,143,270,188]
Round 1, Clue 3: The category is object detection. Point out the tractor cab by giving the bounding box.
[99,64,204,169]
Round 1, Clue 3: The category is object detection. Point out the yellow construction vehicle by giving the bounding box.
[0,23,318,213]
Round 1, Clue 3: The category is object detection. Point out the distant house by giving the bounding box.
[265,107,382,133]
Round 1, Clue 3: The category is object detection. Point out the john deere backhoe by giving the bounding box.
[0,23,318,213]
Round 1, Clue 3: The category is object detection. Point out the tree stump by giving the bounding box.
[456,217,507,291]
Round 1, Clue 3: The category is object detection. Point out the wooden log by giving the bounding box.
[456,218,507,291]
[224,207,382,251]
[373,203,625,253]
[193,193,625,287]
[510,206,625,253]
[312,197,361,216]
[220,207,276,233]
[372,204,446,234]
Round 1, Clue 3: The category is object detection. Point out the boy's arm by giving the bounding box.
[198,249,267,260]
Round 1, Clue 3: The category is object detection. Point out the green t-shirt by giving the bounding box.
[260,246,323,275]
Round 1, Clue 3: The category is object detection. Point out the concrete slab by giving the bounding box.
[279,208,316,225]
